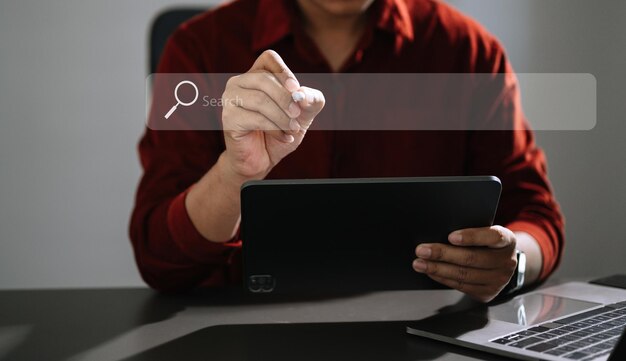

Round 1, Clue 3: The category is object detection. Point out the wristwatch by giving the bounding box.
[503,249,526,295]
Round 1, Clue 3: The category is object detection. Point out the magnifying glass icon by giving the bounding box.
[164,80,199,119]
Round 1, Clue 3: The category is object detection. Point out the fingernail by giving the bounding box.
[285,78,299,92]
[416,246,432,259]
[289,119,301,133]
[292,91,305,102]
[288,102,301,117]
[413,259,427,272]
[284,134,295,143]
[305,91,315,103]
[449,231,463,244]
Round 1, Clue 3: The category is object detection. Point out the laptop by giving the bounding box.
[407,282,626,360]
[240,176,501,294]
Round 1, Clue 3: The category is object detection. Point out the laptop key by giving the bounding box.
[605,338,618,345]
[572,330,593,337]
[553,345,578,354]
[587,351,611,360]
[552,338,573,346]
[576,338,598,346]
[594,332,613,340]
[492,338,513,345]
[595,323,613,330]
[586,335,606,343]
[509,337,543,348]
[564,351,590,360]
[585,346,606,354]
[535,333,556,340]
[527,342,558,352]
[568,340,593,349]
[546,348,570,356]
[593,315,613,321]
[595,341,615,349]
[559,334,579,342]
[547,329,568,335]
[586,326,605,333]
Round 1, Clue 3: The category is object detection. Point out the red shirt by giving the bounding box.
[130,0,564,292]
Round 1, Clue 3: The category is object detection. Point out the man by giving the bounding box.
[130,0,564,302]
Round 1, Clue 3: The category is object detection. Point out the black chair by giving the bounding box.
[149,8,207,74]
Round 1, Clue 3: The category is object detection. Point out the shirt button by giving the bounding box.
[355,50,364,62]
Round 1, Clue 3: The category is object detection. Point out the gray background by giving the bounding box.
[0,0,623,289]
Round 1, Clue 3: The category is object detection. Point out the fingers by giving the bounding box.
[224,50,324,140]
[414,254,515,303]
[238,71,301,118]
[413,258,492,285]
[224,106,294,144]
[415,243,514,270]
[235,87,299,134]
[226,72,301,133]
[249,50,300,92]
[448,225,516,249]
[427,274,502,303]
[414,225,519,303]
[293,86,325,130]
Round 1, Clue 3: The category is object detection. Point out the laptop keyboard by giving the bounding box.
[490,300,626,360]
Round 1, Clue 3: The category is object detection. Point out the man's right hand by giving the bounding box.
[185,50,324,243]
[220,50,325,182]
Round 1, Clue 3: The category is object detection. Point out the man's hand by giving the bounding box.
[221,50,325,181]
[413,225,518,303]
[186,50,324,243]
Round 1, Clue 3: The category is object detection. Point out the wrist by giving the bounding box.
[185,154,248,244]
[218,151,269,186]
[502,249,526,296]
[514,231,542,285]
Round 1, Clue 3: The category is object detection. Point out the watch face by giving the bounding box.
[518,251,527,274]
[516,251,526,289]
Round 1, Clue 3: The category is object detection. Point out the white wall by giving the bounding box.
[446,0,626,279]
[0,0,623,289]
[0,0,223,289]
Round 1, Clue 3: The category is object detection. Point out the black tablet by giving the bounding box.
[241,176,501,294]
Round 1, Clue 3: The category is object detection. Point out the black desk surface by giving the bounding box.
[0,282,566,361]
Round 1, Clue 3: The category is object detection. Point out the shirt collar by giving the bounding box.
[252,0,415,52]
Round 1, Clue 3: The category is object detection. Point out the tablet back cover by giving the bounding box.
[241,176,501,294]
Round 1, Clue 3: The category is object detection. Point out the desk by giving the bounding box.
[0,283,561,361]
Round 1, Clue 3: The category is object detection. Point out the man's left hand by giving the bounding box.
[413,225,518,303]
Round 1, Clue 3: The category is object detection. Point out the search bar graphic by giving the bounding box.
[164,80,199,119]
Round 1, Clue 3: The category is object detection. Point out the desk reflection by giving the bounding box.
[121,321,507,361]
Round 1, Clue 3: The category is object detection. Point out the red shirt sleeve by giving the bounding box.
[129,27,241,292]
